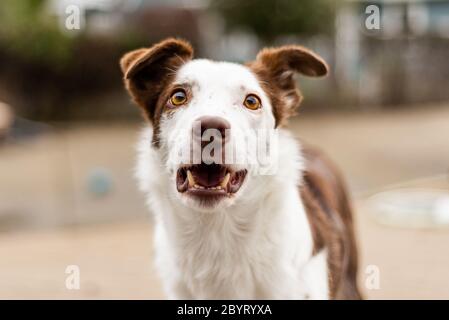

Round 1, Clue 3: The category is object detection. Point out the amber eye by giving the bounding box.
[243,94,261,110]
[170,90,187,106]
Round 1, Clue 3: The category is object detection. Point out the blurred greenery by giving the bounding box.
[0,0,75,69]
[211,0,336,43]
[0,0,148,120]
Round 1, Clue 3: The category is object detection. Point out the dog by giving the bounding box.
[120,38,361,299]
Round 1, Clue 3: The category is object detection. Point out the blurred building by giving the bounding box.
[47,0,258,62]
[48,0,207,46]
[2,0,449,121]
[336,0,449,108]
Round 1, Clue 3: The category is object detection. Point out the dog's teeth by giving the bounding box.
[194,184,200,189]
[220,173,230,188]
[216,186,222,190]
[187,170,195,187]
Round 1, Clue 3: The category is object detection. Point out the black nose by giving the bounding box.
[194,116,231,143]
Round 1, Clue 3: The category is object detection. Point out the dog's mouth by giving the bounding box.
[176,164,247,197]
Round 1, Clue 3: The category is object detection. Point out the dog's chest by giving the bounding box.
[179,233,259,299]
[171,208,328,299]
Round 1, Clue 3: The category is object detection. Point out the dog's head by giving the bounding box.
[121,38,328,211]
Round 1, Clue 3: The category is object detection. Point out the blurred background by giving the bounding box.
[0,0,448,299]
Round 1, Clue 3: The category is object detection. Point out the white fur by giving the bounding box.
[135,60,329,299]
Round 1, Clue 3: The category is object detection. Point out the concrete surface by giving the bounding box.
[0,104,448,299]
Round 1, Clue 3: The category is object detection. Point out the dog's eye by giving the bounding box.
[243,94,261,110]
[170,90,187,106]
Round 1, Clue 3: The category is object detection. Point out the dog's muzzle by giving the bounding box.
[175,116,247,201]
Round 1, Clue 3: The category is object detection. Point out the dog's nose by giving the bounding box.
[194,116,230,143]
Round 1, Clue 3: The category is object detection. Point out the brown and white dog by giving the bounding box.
[120,38,361,299]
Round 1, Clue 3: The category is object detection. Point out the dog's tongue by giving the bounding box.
[191,164,227,187]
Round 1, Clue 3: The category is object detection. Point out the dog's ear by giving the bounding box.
[248,45,328,127]
[120,38,193,121]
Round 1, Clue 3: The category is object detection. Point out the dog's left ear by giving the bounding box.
[248,45,328,126]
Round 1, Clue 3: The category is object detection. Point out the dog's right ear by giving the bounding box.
[120,38,193,121]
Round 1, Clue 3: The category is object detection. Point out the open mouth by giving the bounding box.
[176,164,247,198]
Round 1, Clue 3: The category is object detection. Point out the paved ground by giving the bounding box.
[0,104,448,299]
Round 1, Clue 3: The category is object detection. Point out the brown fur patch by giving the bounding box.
[120,38,193,146]
[300,144,362,300]
[247,45,328,127]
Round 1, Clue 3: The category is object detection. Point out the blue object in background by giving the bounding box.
[87,167,113,197]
